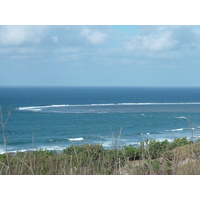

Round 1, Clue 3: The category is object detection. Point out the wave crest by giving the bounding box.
[17,102,200,113]
[68,137,84,141]
[171,128,184,132]
[176,116,187,119]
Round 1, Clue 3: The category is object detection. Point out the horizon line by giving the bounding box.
[1,85,200,88]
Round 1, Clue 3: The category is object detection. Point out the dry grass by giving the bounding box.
[122,141,200,175]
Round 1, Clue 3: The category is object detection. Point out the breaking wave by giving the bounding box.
[171,128,184,132]
[176,116,187,119]
[18,104,68,111]
[140,132,151,135]
[68,137,84,141]
[17,102,200,113]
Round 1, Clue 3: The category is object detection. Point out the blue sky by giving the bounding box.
[1,25,200,87]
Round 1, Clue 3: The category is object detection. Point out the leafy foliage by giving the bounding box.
[171,137,193,148]
[0,137,198,175]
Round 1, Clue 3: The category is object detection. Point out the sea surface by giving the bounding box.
[1,86,200,154]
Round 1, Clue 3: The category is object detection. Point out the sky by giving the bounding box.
[1,25,200,87]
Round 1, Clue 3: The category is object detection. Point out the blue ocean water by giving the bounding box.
[1,86,200,153]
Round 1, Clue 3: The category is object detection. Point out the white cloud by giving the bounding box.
[125,28,177,51]
[125,25,200,52]
[138,31,177,51]
[2,25,200,71]
[0,25,110,48]
[0,25,50,46]
[81,27,108,45]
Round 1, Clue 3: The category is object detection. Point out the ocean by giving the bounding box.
[1,86,200,154]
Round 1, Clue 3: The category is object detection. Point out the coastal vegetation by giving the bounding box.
[0,137,199,175]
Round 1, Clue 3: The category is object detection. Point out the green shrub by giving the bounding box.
[124,145,141,160]
[145,140,171,159]
[151,160,159,172]
[165,161,172,175]
[171,137,193,148]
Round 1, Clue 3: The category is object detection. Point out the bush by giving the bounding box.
[124,145,141,160]
[171,137,193,148]
[151,159,159,172]
[145,140,171,159]
[62,144,104,162]
[165,161,173,175]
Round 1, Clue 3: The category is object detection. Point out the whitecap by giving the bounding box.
[18,104,69,111]
[171,128,184,132]
[176,116,187,119]
[68,137,84,141]
[0,149,35,154]
[39,146,65,151]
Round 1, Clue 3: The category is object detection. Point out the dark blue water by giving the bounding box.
[1,86,200,153]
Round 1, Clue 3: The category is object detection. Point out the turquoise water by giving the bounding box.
[1,86,200,153]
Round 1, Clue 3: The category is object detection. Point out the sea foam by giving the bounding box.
[68,137,84,141]
[17,102,200,110]
[171,128,184,132]
[176,116,187,119]
[140,132,150,135]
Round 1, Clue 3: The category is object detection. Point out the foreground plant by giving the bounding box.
[0,137,199,175]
